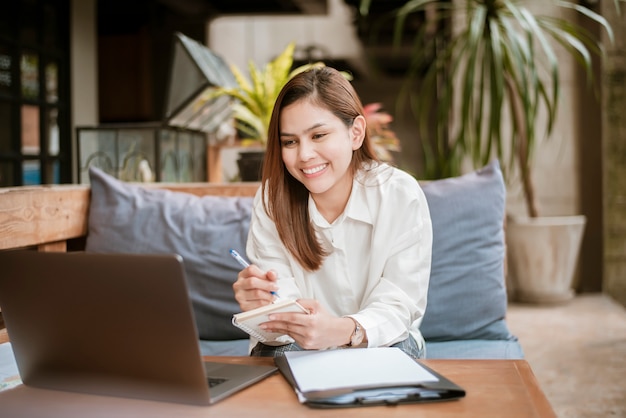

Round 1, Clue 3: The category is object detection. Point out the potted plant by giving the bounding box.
[357,0,616,303]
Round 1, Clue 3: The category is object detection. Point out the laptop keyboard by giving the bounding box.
[207,377,228,388]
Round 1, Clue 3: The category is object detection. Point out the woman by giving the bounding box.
[232,67,432,358]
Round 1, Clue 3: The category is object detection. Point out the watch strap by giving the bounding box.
[347,318,364,347]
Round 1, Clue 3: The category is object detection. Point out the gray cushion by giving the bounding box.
[425,338,524,359]
[419,160,514,341]
[85,167,252,341]
[198,339,250,356]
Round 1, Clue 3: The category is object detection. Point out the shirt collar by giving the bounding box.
[308,177,373,227]
[344,179,372,224]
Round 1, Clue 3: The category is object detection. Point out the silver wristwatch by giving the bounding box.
[347,318,365,347]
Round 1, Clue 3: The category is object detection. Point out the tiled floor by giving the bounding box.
[507,293,626,418]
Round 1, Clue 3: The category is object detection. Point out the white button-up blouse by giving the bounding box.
[246,164,432,349]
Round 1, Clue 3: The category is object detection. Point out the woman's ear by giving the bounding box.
[351,115,366,150]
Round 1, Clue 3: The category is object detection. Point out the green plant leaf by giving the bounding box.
[361,0,614,203]
[557,1,615,43]
[206,41,356,146]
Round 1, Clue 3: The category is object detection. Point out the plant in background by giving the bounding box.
[358,0,615,217]
[203,42,326,146]
[203,40,402,172]
[363,102,401,163]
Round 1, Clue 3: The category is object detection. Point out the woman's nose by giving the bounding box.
[298,139,316,161]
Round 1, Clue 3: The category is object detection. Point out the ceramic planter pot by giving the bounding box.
[506,215,587,304]
[236,150,265,182]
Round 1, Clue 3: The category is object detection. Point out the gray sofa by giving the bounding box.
[85,160,523,360]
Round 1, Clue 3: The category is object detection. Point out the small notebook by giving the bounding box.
[232,299,309,342]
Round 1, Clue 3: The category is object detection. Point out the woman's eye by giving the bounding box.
[312,133,326,140]
[281,139,297,147]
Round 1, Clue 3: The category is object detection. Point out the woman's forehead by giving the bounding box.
[280,100,338,128]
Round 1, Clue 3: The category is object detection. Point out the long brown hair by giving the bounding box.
[261,67,378,271]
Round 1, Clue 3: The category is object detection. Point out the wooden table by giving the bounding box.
[0,356,556,418]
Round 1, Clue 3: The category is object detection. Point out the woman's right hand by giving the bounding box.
[232,265,279,311]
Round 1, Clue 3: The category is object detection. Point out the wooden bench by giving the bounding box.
[0,182,260,344]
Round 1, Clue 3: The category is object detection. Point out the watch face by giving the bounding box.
[350,323,364,346]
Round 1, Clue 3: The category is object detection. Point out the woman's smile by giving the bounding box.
[302,163,328,176]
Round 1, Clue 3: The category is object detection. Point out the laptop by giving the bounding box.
[0,250,276,405]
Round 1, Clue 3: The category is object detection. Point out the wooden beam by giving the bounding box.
[145,182,260,197]
[207,144,223,183]
[0,186,90,251]
[38,241,68,252]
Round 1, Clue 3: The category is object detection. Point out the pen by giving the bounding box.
[229,249,280,299]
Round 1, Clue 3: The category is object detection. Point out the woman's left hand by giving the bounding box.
[259,299,357,349]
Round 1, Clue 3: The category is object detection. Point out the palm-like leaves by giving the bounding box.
[360,0,613,216]
[204,42,326,145]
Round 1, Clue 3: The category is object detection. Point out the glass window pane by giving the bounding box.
[45,62,58,103]
[118,129,155,182]
[78,129,117,184]
[47,108,59,155]
[159,129,179,182]
[21,52,39,99]
[0,46,12,96]
[191,131,206,182]
[22,160,40,185]
[0,162,14,187]
[0,101,11,153]
[21,104,39,154]
[178,132,192,182]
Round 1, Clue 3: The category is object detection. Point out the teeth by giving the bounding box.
[303,164,327,175]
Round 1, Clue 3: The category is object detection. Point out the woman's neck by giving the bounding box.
[311,176,353,224]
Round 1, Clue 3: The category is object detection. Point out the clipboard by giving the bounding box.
[274,347,465,408]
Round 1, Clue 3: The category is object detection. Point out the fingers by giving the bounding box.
[261,299,319,344]
[261,301,351,350]
[235,265,277,285]
[295,299,317,314]
[260,313,309,339]
[265,269,278,283]
[232,265,280,311]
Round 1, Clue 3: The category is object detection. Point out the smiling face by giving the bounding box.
[280,99,366,214]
